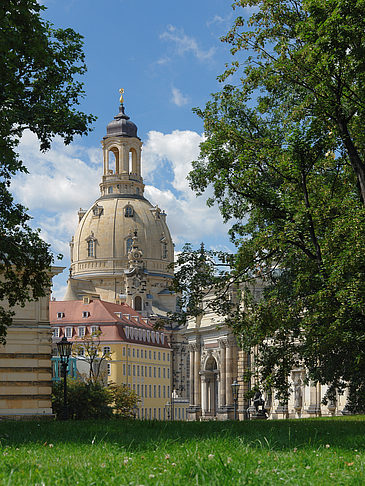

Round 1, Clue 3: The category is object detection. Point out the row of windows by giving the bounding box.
[124,327,165,345]
[122,364,170,379]
[128,383,170,399]
[87,237,167,259]
[56,312,90,320]
[53,326,98,338]
[123,347,170,361]
[136,407,185,421]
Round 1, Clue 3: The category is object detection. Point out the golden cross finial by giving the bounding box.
[119,88,124,104]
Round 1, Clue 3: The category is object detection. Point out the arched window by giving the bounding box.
[124,205,134,217]
[134,296,142,311]
[108,186,113,194]
[162,241,168,259]
[87,239,94,257]
[126,238,133,254]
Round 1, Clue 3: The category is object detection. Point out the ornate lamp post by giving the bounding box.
[57,336,73,420]
[165,401,171,421]
[231,380,240,420]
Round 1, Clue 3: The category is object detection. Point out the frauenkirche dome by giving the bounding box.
[66,98,175,317]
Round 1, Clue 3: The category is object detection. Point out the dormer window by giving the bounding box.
[124,205,134,218]
[57,312,65,319]
[92,204,103,217]
[82,311,90,318]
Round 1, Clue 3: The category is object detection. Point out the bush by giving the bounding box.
[109,383,140,419]
[52,379,113,420]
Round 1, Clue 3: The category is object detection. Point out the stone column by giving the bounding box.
[103,148,109,175]
[201,375,207,416]
[120,143,129,173]
[137,147,141,176]
[194,343,201,408]
[307,381,320,415]
[219,340,226,407]
[225,341,233,406]
[189,344,194,406]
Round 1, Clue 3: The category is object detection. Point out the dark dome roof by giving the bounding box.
[105,104,138,139]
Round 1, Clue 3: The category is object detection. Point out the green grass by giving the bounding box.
[0,416,364,485]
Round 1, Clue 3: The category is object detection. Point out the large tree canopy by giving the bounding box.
[173,0,365,411]
[0,0,95,342]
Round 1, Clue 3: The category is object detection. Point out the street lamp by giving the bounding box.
[165,401,171,421]
[57,336,73,420]
[231,380,240,420]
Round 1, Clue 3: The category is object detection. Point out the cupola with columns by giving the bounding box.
[100,101,144,198]
[65,91,175,317]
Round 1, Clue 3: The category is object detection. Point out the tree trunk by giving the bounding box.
[337,118,365,206]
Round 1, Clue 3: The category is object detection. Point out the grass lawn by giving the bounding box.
[0,416,364,485]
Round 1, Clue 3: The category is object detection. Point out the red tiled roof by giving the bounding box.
[50,299,170,348]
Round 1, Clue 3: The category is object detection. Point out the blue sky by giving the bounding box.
[11,1,254,299]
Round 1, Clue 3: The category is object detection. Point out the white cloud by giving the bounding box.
[142,130,228,245]
[171,87,189,107]
[160,25,215,61]
[206,15,226,26]
[156,57,171,65]
[12,127,231,297]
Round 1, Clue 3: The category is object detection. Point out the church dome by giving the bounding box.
[105,104,138,139]
[67,96,175,314]
[70,196,173,279]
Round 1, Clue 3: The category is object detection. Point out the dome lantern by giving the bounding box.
[100,90,144,198]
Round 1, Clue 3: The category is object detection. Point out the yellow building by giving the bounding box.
[53,95,189,418]
[0,267,63,419]
[50,298,173,419]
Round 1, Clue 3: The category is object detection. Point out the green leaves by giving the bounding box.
[178,1,365,409]
[0,1,95,340]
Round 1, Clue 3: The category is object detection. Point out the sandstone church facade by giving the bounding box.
[54,96,189,408]
[53,94,347,421]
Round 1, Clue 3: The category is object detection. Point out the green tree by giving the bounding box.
[52,379,113,420]
[109,383,141,419]
[220,0,365,205]
[73,330,111,384]
[0,0,95,341]
[175,1,365,411]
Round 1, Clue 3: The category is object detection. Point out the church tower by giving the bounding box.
[66,96,176,317]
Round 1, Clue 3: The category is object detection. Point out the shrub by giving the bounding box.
[52,379,113,420]
[109,383,140,419]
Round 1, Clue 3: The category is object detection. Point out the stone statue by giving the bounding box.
[294,379,303,411]
[119,88,124,104]
[253,391,265,412]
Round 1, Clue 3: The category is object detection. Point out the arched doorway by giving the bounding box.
[201,355,219,418]
[134,296,142,311]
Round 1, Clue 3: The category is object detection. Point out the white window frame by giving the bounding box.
[65,327,72,338]
[78,327,85,337]
[53,327,60,338]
